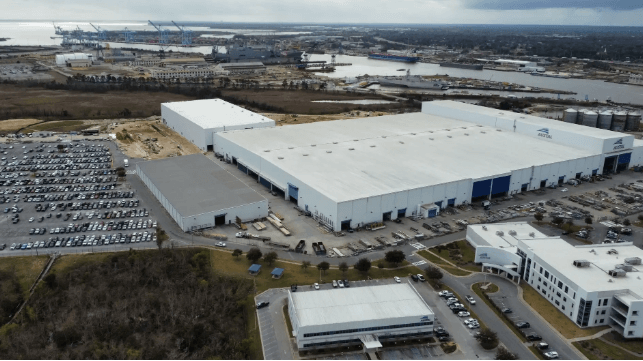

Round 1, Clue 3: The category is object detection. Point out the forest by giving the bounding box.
[0,249,256,359]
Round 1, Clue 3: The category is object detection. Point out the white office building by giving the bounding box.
[288,283,434,350]
[214,101,643,231]
[467,222,643,338]
[161,99,275,151]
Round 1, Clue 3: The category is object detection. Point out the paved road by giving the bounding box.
[256,288,294,360]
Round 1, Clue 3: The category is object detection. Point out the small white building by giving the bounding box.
[161,98,275,151]
[288,283,434,350]
[55,53,93,67]
[467,222,643,338]
[136,153,268,231]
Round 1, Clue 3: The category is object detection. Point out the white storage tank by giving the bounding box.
[612,111,628,131]
[563,109,578,123]
[626,112,641,131]
[598,110,613,129]
[577,109,589,124]
[582,110,598,128]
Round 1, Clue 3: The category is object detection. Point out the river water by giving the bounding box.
[313,54,643,105]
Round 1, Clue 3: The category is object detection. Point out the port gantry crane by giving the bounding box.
[171,21,193,46]
[121,28,136,43]
[148,20,170,59]
[90,23,107,41]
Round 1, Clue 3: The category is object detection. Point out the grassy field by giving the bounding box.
[416,250,473,276]
[210,249,423,292]
[472,282,529,343]
[430,240,479,272]
[0,255,48,298]
[21,120,88,133]
[529,346,547,360]
[521,284,610,339]
[602,331,643,355]
[574,338,643,360]
[220,89,404,115]
[0,84,194,121]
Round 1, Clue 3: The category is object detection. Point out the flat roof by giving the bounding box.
[429,100,625,140]
[162,99,274,130]
[137,153,265,217]
[522,238,643,297]
[290,283,433,327]
[468,222,549,249]
[218,112,595,202]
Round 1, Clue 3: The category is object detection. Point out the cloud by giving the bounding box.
[461,0,643,10]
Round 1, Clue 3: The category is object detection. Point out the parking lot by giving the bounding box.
[0,140,159,253]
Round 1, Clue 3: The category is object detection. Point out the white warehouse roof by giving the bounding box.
[162,99,274,130]
[217,112,595,203]
[290,283,433,327]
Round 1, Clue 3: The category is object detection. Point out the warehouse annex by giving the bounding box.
[214,100,643,232]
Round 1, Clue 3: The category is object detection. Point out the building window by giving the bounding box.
[543,281,548,287]
[556,300,560,306]
[631,321,637,326]
[596,311,599,315]
[539,277,541,282]
[558,281,563,289]
[562,305,566,310]
[563,297,567,302]
[545,271,549,278]
[600,319,604,323]
[595,320,598,324]
[540,267,543,274]
[557,292,562,298]
[537,285,540,290]
[565,286,569,293]
[629,331,634,336]
[602,310,606,315]
[603,299,608,306]
[634,311,639,316]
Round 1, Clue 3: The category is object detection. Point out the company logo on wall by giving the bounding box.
[537,128,552,139]
[420,316,430,321]
[614,138,624,150]
[479,252,490,260]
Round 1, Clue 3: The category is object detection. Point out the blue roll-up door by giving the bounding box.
[238,163,248,173]
[434,201,443,208]
[491,175,511,195]
[428,209,437,218]
[397,208,406,217]
[472,179,492,198]
[618,153,632,164]
[447,198,456,206]
[259,177,271,189]
[288,183,299,199]
[592,169,598,175]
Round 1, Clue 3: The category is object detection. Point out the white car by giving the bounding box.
[394,276,401,283]
[215,241,226,247]
[29,217,34,222]
[457,311,470,317]
[544,351,559,359]
[313,283,320,290]
[332,280,338,288]
[465,295,476,305]
[338,280,344,288]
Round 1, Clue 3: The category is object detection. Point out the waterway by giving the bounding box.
[312,100,395,105]
[313,54,643,105]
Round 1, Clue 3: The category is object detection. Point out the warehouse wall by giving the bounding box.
[180,200,268,232]
[136,163,184,229]
[161,105,208,150]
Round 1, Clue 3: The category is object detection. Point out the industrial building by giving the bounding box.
[136,153,268,231]
[288,283,434,350]
[151,66,228,80]
[161,99,275,151]
[55,53,93,67]
[466,222,643,338]
[214,101,643,231]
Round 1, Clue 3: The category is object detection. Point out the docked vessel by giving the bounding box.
[370,70,450,90]
[439,62,483,70]
[368,52,419,63]
[212,44,303,64]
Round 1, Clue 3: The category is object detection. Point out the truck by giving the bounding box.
[124,159,129,167]
[235,231,271,241]
[295,240,306,253]
[482,200,491,210]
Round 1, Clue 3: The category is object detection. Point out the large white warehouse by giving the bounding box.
[161,98,275,151]
[288,283,434,350]
[136,153,268,231]
[467,222,643,338]
[214,101,643,232]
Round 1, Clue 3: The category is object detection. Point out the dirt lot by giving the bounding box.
[262,111,393,126]
[112,119,202,160]
[0,84,195,121]
[0,118,42,132]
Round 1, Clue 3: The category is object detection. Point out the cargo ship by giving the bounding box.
[370,70,450,90]
[368,52,419,63]
[439,62,483,70]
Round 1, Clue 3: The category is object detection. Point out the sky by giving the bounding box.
[4,0,643,26]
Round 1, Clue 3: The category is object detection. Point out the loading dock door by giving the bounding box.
[558,176,565,186]
[603,156,617,174]
[259,177,272,189]
[428,209,437,218]
[397,208,406,217]
[288,183,299,203]
[383,212,392,221]
[491,176,511,195]
[341,220,351,231]
[447,198,456,206]
[237,163,248,174]
[617,153,631,172]
[540,179,547,188]
[214,214,226,226]
[521,183,529,192]
[434,201,443,209]
[472,179,492,198]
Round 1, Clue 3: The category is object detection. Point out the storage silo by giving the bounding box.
[612,111,628,131]
[598,110,613,129]
[582,110,598,128]
[563,109,578,123]
[626,112,641,131]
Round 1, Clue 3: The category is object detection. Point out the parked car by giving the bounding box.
[344,279,350,288]
[215,241,226,247]
[457,311,470,317]
[543,351,559,359]
[411,274,419,282]
[256,301,270,309]
[332,280,338,288]
[537,342,549,350]
[526,333,542,341]
[417,274,426,282]
[394,276,401,283]
[501,307,513,314]
[465,295,476,304]
[338,280,344,288]
[313,283,320,290]
[515,321,531,329]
